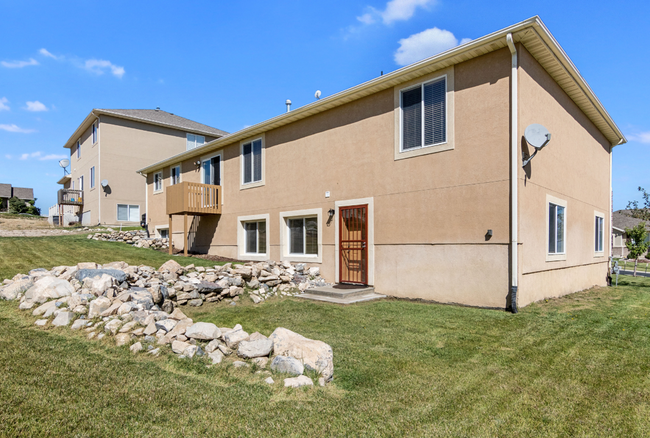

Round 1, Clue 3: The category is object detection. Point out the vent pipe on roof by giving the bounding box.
[286,99,292,112]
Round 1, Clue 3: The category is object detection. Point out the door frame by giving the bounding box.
[335,197,374,285]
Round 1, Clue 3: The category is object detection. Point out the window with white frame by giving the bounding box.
[78,175,84,191]
[242,139,262,185]
[76,140,81,159]
[153,171,163,192]
[158,228,169,239]
[92,122,98,144]
[400,76,446,151]
[548,202,566,254]
[186,133,205,150]
[287,217,318,255]
[90,166,95,189]
[244,220,266,254]
[595,215,604,253]
[171,165,181,185]
[117,204,139,222]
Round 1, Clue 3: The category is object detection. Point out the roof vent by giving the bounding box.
[285,99,292,113]
[155,107,160,111]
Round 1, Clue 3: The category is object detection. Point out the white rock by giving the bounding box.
[270,355,304,376]
[34,319,48,326]
[238,337,273,359]
[223,329,249,349]
[208,350,224,364]
[269,327,334,380]
[71,319,87,330]
[51,311,75,327]
[265,377,274,385]
[88,297,112,318]
[185,322,221,340]
[130,342,143,354]
[0,279,33,300]
[184,345,204,359]
[155,319,178,333]
[308,267,320,276]
[104,319,123,335]
[171,340,191,354]
[115,333,131,346]
[284,375,313,388]
[119,321,139,333]
[91,274,114,295]
[24,277,75,304]
[117,302,138,316]
[32,300,57,317]
[205,339,222,353]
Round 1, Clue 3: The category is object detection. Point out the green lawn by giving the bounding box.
[1,237,650,436]
[0,234,218,280]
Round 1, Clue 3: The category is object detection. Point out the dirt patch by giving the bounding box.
[151,249,240,263]
[0,214,54,232]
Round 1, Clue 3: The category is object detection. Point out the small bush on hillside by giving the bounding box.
[8,196,41,215]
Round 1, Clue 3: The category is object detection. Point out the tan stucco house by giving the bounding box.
[138,17,626,310]
[52,109,227,226]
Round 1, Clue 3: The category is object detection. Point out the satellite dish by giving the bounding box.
[101,179,109,188]
[522,124,552,168]
[315,90,321,100]
[524,124,551,150]
[59,159,70,168]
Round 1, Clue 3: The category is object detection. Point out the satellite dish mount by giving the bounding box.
[58,159,70,176]
[522,123,551,168]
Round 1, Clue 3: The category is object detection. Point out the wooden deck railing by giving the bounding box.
[166,182,221,216]
[57,189,83,206]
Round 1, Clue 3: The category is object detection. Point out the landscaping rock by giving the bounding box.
[184,345,204,359]
[252,357,269,368]
[52,311,75,327]
[208,350,224,364]
[238,337,273,359]
[171,340,191,354]
[130,342,143,353]
[223,329,250,349]
[75,269,127,284]
[185,322,221,340]
[270,327,334,380]
[265,377,274,384]
[104,319,123,335]
[168,318,194,337]
[24,276,75,304]
[34,319,48,326]
[0,279,33,300]
[71,319,87,330]
[88,297,112,318]
[32,300,57,317]
[188,298,203,307]
[270,356,304,376]
[284,375,313,388]
[155,319,178,333]
[159,259,183,275]
[115,333,131,346]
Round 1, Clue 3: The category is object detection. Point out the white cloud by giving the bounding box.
[357,0,436,26]
[39,48,58,59]
[0,124,35,133]
[394,27,468,66]
[18,151,66,161]
[84,59,125,78]
[0,97,9,111]
[24,101,48,112]
[628,131,650,144]
[1,58,39,68]
[5,154,12,159]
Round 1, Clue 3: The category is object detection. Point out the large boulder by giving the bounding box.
[159,260,183,275]
[88,297,112,318]
[52,311,75,327]
[24,277,75,304]
[223,329,250,349]
[195,282,223,294]
[269,327,334,380]
[75,269,127,284]
[270,356,304,376]
[237,336,273,359]
[185,322,221,340]
[0,279,34,300]
[129,288,155,310]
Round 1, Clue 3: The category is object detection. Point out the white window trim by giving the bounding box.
[546,194,567,262]
[153,171,163,194]
[394,66,455,161]
[116,204,140,223]
[237,213,270,262]
[334,197,375,285]
[240,134,265,190]
[154,225,169,239]
[78,175,84,191]
[200,150,224,203]
[279,208,322,263]
[170,164,182,185]
[594,210,605,257]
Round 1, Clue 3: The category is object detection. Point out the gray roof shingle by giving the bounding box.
[613,210,650,232]
[11,187,34,200]
[0,184,11,198]
[97,109,228,137]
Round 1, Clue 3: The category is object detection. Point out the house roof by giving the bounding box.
[138,16,626,175]
[613,210,650,232]
[11,187,34,200]
[0,183,11,198]
[63,108,228,149]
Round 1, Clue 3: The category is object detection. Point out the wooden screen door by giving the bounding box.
[339,205,368,285]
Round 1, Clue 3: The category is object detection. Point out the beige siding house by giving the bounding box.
[139,17,626,310]
[53,109,227,226]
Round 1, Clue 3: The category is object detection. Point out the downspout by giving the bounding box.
[139,171,149,237]
[96,114,101,225]
[507,33,518,313]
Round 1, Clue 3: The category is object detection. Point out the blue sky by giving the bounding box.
[0,0,648,213]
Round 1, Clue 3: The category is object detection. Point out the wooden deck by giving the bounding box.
[57,189,83,206]
[166,182,221,216]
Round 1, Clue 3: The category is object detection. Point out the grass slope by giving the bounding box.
[0,234,217,280]
[2,269,650,436]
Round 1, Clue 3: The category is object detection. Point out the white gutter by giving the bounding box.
[507,33,519,313]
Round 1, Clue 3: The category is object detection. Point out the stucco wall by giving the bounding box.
[68,121,99,224]
[517,44,611,306]
[146,48,514,308]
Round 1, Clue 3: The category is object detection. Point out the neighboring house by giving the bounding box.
[0,183,35,211]
[612,210,650,258]
[138,17,626,310]
[51,108,227,226]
